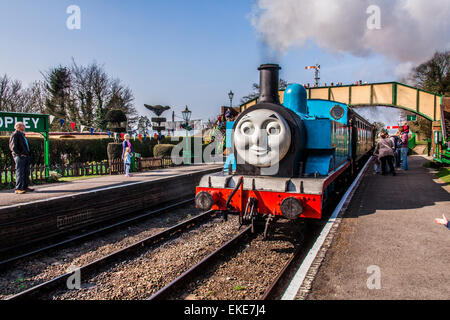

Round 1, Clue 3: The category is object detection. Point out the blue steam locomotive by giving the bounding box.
[195,64,374,233]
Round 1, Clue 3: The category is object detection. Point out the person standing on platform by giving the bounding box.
[399,127,409,170]
[394,130,402,168]
[374,132,396,176]
[391,131,401,168]
[123,147,133,177]
[9,122,34,194]
[121,134,133,160]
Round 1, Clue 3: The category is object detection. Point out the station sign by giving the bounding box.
[0,112,49,133]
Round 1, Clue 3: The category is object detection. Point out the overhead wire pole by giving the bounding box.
[305,64,320,87]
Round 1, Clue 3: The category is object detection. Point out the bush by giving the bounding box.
[0,135,209,166]
[107,143,123,161]
[153,144,175,157]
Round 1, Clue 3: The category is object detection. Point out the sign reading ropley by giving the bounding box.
[0,112,49,132]
[0,111,51,179]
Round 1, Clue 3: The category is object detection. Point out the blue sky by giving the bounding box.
[0,0,410,123]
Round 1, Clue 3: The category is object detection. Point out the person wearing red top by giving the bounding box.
[399,127,409,170]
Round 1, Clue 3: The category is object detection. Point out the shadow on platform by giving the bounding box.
[345,156,450,217]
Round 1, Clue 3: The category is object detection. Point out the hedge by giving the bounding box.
[0,135,212,167]
[153,144,175,157]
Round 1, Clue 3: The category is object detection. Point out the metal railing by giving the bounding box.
[0,156,176,187]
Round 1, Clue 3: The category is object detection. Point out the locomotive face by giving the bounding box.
[234,109,291,167]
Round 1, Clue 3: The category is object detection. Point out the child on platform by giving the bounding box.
[123,147,133,177]
[373,154,381,174]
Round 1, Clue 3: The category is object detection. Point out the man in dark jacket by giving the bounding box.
[9,122,34,194]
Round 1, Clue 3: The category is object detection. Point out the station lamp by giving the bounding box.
[182,105,192,123]
[181,105,192,164]
[228,90,234,108]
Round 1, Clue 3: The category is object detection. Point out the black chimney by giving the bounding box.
[258,64,281,104]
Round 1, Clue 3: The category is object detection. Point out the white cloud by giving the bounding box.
[250,0,450,68]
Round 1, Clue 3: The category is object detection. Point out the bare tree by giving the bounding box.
[409,50,450,96]
[71,59,98,126]
[137,115,152,134]
[26,80,49,113]
[240,78,288,104]
[0,74,27,112]
[106,79,137,129]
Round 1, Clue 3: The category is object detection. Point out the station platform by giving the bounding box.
[0,164,222,253]
[304,155,450,300]
[0,163,222,208]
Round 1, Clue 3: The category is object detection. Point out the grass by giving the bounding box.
[423,162,432,168]
[0,173,106,190]
[424,161,450,183]
[436,167,450,183]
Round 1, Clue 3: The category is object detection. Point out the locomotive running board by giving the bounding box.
[199,174,326,195]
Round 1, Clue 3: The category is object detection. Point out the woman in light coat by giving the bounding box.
[374,132,396,176]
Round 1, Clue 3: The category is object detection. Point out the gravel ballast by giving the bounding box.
[51,215,241,300]
[0,204,203,299]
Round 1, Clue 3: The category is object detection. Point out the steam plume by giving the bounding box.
[250,0,450,74]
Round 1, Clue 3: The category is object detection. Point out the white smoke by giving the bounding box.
[250,0,450,75]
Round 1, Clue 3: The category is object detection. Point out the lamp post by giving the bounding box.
[228,90,234,108]
[181,105,192,164]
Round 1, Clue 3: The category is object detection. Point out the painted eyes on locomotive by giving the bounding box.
[240,119,282,136]
[234,109,292,168]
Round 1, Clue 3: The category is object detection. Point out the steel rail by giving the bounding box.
[6,208,216,300]
[260,245,303,300]
[149,225,253,300]
[0,198,194,269]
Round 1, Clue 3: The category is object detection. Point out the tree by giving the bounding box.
[407,115,432,141]
[71,59,96,127]
[24,81,49,114]
[240,78,288,104]
[409,50,450,96]
[136,115,152,135]
[105,109,128,143]
[0,74,27,112]
[43,66,75,131]
[2,60,139,133]
[42,60,138,132]
[105,79,137,130]
[372,121,385,138]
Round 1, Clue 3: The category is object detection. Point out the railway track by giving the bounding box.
[147,159,372,301]
[4,158,371,301]
[0,198,194,268]
[147,219,312,301]
[6,208,217,300]
[4,190,344,300]
[149,225,254,300]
